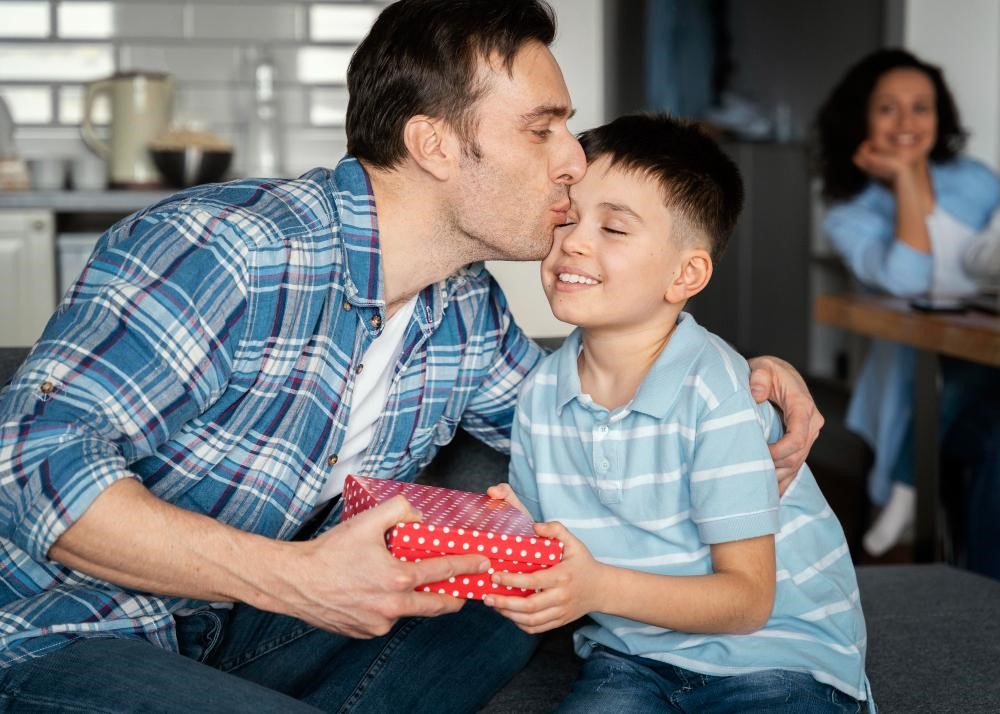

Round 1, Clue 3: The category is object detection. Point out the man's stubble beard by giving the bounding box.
[454,154,557,263]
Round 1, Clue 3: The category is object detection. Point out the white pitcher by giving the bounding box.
[81,72,174,188]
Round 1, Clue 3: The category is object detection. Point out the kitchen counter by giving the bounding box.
[0,189,173,213]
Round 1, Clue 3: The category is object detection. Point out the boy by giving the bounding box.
[486,114,872,712]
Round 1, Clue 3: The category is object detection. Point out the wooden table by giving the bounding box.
[815,293,1000,561]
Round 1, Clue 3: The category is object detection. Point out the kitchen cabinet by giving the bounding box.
[0,189,170,348]
[0,210,56,347]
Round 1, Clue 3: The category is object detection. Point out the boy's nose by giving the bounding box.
[560,224,589,254]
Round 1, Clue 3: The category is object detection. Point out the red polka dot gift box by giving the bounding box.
[341,475,564,600]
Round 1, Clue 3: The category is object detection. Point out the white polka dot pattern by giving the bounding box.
[340,474,564,600]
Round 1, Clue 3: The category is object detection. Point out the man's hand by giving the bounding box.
[51,481,491,641]
[748,356,824,494]
[487,483,531,516]
[484,521,603,635]
[262,495,492,639]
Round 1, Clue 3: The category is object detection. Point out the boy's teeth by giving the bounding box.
[558,273,599,285]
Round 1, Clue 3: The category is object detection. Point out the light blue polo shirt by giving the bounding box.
[509,313,869,702]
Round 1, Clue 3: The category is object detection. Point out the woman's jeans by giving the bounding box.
[558,645,866,714]
[0,600,535,713]
[891,358,1000,578]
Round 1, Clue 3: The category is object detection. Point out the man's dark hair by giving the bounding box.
[814,48,966,202]
[577,114,743,263]
[346,0,556,170]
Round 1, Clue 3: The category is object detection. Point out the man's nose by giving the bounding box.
[553,134,586,186]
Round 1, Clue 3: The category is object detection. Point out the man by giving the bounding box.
[0,1,822,711]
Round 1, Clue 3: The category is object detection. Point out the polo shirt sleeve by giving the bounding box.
[507,383,544,523]
[688,389,780,544]
[0,204,252,562]
[824,200,932,296]
[459,277,546,454]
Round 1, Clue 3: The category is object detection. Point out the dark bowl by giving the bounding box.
[150,147,233,188]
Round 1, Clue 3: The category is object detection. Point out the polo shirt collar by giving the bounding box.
[630,313,705,418]
[555,328,584,414]
[554,313,707,418]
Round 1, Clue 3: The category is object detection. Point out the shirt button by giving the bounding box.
[597,425,609,434]
[327,454,339,466]
[343,301,352,311]
[598,459,610,471]
[39,381,54,394]
[355,364,364,375]
[370,314,382,330]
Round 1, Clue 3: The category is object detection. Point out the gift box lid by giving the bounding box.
[341,474,563,562]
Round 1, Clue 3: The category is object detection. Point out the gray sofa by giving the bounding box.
[3,348,999,713]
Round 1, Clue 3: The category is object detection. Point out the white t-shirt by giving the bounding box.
[927,207,978,296]
[317,295,418,503]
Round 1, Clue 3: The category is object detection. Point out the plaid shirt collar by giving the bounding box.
[330,156,486,338]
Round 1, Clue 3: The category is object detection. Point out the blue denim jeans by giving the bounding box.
[892,358,1000,579]
[0,601,535,713]
[557,645,865,714]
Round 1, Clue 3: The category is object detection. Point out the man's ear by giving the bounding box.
[402,115,455,181]
[665,248,713,304]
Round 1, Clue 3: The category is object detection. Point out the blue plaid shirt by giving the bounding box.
[0,156,543,667]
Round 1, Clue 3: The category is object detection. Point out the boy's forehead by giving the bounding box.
[574,159,662,212]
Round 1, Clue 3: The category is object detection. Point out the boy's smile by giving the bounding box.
[554,269,601,287]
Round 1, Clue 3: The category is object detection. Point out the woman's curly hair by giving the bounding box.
[814,48,967,202]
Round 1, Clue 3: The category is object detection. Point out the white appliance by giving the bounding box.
[57,233,102,297]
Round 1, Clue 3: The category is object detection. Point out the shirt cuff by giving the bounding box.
[16,440,134,561]
[696,507,780,544]
[884,241,932,294]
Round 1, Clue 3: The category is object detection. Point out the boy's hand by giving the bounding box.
[487,483,531,517]
[747,356,824,495]
[484,521,604,634]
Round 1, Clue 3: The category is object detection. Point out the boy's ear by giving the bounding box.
[665,248,713,304]
[401,115,457,181]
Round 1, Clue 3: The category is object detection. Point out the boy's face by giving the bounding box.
[540,156,689,332]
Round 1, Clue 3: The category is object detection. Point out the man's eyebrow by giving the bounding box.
[599,202,643,222]
[520,105,576,123]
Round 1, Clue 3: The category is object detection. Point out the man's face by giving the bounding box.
[540,156,685,333]
[451,41,586,261]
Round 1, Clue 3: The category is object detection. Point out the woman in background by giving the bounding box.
[815,48,1000,575]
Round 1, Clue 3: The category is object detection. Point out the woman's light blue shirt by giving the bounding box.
[823,156,1000,504]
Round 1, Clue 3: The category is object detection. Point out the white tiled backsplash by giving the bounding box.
[0,0,388,178]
